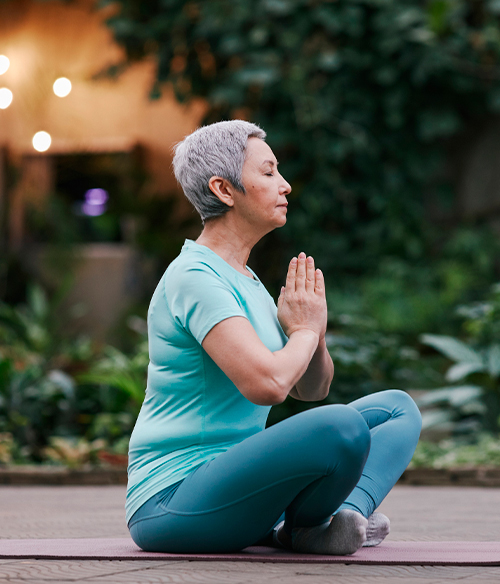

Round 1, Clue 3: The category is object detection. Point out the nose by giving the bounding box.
[279,173,292,196]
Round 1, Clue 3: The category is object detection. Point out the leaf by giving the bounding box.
[416,385,483,408]
[488,345,500,378]
[47,370,76,398]
[420,334,483,364]
[445,362,485,382]
[427,0,450,35]
[79,372,144,404]
[420,409,453,430]
[27,285,48,321]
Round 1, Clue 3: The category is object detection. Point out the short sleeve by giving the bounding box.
[164,262,247,344]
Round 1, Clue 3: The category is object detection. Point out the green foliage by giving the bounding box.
[101,0,500,274]
[420,283,500,433]
[324,227,500,337]
[411,434,500,468]
[0,285,93,459]
[415,384,485,437]
[43,436,106,469]
[78,342,148,408]
[77,333,147,444]
[0,285,144,463]
[0,432,16,464]
[268,313,438,425]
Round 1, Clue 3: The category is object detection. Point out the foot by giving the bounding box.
[363,512,390,547]
[291,509,368,555]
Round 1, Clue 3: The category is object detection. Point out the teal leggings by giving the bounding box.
[128,390,421,553]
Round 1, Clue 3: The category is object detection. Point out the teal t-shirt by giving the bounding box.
[125,239,288,523]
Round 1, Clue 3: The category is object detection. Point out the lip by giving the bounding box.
[277,203,288,207]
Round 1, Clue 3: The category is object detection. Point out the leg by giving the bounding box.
[129,404,370,553]
[340,389,422,518]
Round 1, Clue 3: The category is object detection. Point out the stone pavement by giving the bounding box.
[1,485,500,583]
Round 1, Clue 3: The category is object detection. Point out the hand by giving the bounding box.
[277,252,327,339]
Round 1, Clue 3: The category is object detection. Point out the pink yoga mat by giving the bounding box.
[1,538,500,565]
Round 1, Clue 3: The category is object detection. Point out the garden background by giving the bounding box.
[2,0,500,471]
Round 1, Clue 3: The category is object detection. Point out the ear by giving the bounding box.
[208,176,235,208]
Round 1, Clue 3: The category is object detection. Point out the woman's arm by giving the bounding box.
[281,254,333,402]
[202,253,331,406]
[289,335,334,402]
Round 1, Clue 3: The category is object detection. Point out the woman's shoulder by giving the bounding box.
[166,240,220,280]
[162,241,232,302]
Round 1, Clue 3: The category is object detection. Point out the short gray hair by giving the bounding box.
[173,120,266,223]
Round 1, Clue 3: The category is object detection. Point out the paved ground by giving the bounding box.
[1,485,500,583]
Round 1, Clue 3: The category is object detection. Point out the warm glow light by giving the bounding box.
[0,87,13,109]
[33,131,52,152]
[53,77,72,97]
[0,55,9,75]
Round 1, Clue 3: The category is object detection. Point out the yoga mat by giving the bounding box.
[1,539,500,565]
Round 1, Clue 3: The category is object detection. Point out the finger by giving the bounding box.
[314,268,325,295]
[286,257,297,290]
[277,286,285,309]
[295,251,306,291]
[305,256,315,292]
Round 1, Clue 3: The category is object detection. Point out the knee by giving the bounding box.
[383,389,422,435]
[314,405,371,461]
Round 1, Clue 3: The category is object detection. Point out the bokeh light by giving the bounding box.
[0,55,9,75]
[82,188,109,216]
[0,87,13,109]
[32,131,52,152]
[53,77,72,98]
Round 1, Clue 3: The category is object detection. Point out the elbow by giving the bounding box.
[321,364,334,399]
[239,375,289,406]
[321,362,334,399]
[317,383,330,401]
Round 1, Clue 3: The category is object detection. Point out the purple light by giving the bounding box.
[84,188,109,206]
[81,202,106,216]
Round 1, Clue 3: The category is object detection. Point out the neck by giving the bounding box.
[195,215,266,275]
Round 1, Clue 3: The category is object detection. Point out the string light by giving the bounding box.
[53,77,72,98]
[0,87,13,109]
[33,131,52,152]
[0,55,9,75]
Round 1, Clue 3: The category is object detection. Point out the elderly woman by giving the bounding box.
[126,120,421,555]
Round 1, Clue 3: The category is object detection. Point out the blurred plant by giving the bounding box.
[414,385,485,439]
[0,284,146,466]
[420,283,500,434]
[0,285,95,460]
[0,355,81,460]
[102,0,500,280]
[0,432,15,464]
[268,313,435,425]
[75,319,148,447]
[43,436,106,469]
[325,228,500,338]
[0,283,93,365]
[78,331,148,413]
[0,282,147,464]
[411,434,500,468]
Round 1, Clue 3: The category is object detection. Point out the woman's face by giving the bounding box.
[236,137,291,233]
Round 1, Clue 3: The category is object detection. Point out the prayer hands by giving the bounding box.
[277,252,327,339]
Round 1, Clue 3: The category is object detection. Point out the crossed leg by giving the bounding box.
[128,390,421,554]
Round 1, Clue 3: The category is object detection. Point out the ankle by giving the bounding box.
[292,511,367,556]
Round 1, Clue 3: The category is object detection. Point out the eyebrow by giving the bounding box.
[261,159,279,167]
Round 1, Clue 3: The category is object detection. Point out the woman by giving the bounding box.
[126,120,421,555]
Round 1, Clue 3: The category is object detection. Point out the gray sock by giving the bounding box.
[291,509,368,555]
[363,512,390,547]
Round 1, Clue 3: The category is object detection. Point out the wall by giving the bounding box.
[0,0,206,338]
[0,0,206,194]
